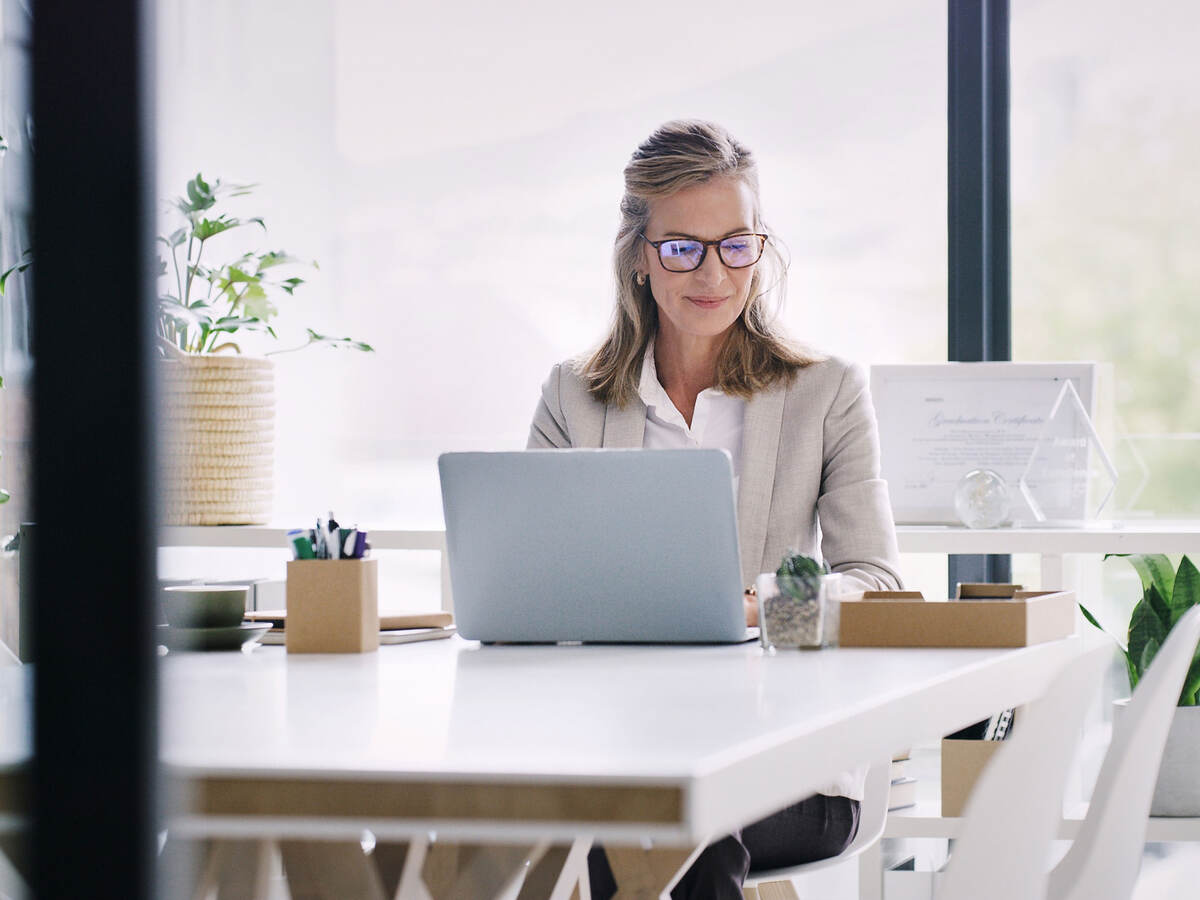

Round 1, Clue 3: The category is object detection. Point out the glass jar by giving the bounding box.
[755,572,844,650]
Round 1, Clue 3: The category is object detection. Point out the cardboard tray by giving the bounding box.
[838,586,1075,648]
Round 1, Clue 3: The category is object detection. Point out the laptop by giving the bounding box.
[438,449,754,643]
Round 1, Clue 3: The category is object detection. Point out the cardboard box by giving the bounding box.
[941,738,1006,817]
[285,559,379,653]
[838,588,1075,648]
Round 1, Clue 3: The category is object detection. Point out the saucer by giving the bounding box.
[157,622,271,651]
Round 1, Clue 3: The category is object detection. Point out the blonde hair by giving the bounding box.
[578,119,818,407]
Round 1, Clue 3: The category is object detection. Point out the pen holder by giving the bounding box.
[286,559,379,653]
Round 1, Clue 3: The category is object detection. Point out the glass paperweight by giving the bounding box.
[954,468,1011,528]
[1018,380,1118,524]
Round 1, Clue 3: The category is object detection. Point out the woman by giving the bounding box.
[527,120,903,899]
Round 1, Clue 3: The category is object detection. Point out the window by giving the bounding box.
[1012,0,1200,516]
[157,0,947,529]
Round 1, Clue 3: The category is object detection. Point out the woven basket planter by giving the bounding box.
[160,354,274,525]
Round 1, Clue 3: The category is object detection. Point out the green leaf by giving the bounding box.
[0,489,9,505]
[1125,650,1140,693]
[256,251,295,271]
[1139,635,1161,678]
[241,284,276,321]
[1079,601,1133,671]
[1180,646,1200,706]
[279,277,305,295]
[208,316,274,335]
[1110,553,1176,605]
[158,298,212,330]
[222,266,258,285]
[1170,556,1200,627]
[182,173,217,213]
[1146,580,1173,631]
[305,329,375,352]
[1128,588,1169,681]
[194,216,241,241]
[0,261,31,295]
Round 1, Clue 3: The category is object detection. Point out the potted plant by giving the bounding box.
[1081,553,1200,815]
[157,173,372,525]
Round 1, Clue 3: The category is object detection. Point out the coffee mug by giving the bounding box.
[161,584,249,629]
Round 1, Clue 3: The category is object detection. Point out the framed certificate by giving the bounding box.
[869,363,1104,525]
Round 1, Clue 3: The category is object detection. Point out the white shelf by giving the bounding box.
[160,522,1200,555]
[895,522,1200,555]
[159,526,445,551]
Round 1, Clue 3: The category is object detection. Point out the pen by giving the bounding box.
[288,528,315,560]
[326,513,341,560]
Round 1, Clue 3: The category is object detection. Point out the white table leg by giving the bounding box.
[188,839,276,900]
[858,838,883,900]
[604,839,708,900]
[516,838,592,900]
[420,840,543,900]
[279,839,388,900]
[1040,554,1065,592]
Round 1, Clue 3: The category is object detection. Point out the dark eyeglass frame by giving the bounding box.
[639,232,769,272]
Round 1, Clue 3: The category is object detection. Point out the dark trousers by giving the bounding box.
[588,793,860,900]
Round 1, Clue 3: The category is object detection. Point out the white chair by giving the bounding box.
[742,756,891,900]
[935,644,1113,900]
[1046,604,1200,900]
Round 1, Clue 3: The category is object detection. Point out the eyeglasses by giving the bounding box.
[639,232,768,273]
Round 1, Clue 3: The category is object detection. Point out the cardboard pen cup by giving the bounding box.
[286,558,379,653]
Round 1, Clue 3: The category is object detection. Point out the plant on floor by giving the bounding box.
[157,173,374,356]
[1081,554,1200,705]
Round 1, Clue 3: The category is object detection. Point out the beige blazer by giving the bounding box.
[527,355,903,592]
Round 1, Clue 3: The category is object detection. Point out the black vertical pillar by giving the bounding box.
[32,1,158,897]
[948,0,1012,592]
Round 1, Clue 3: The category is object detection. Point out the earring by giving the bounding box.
[635,272,647,286]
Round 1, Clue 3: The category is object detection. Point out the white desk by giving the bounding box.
[2,637,1079,842]
[160,637,1087,847]
[1,636,1086,898]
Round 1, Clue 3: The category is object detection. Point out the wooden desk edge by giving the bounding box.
[173,772,684,828]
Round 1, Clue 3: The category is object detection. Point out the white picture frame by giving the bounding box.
[869,362,1104,525]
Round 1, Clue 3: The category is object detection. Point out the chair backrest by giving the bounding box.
[1047,604,1200,900]
[845,757,891,859]
[936,644,1111,900]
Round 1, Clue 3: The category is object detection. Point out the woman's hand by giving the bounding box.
[744,589,758,628]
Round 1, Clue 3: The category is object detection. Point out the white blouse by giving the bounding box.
[636,342,864,802]
[638,343,746,496]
